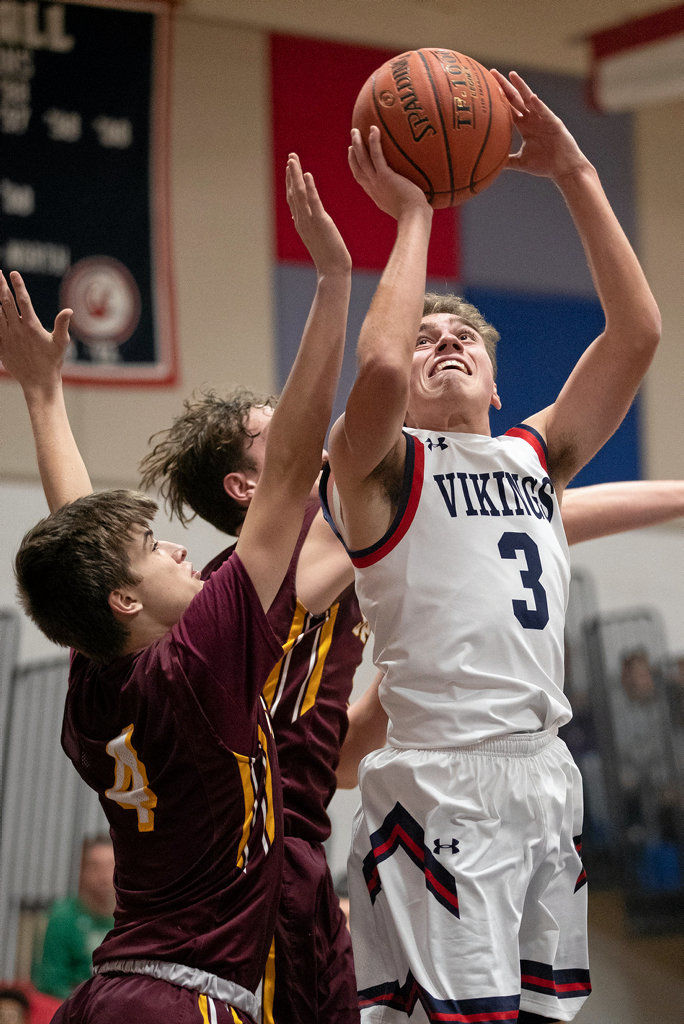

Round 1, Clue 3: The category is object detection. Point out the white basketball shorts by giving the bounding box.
[348,729,590,1022]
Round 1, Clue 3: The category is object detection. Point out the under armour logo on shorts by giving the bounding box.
[433,837,459,855]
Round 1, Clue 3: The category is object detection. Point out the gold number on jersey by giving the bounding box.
[105,724,158,832]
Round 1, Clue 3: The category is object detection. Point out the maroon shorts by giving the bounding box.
[50,974,256,1024]
[264,837,359,1024]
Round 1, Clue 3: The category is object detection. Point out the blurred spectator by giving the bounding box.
[0,987,29,1024]
[31,836,115,999]
[0,984,60,1024]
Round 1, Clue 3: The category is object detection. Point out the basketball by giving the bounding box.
[351,48,513,208]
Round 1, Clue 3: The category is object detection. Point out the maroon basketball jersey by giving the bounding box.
[203,502,368,843]
[61,553,283,991]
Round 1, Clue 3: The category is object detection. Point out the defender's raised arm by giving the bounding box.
[0,270,90,510]
[235,154,351,610]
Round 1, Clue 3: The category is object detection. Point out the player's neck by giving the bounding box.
[407,410,492,436]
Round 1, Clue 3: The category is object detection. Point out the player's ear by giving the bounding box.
[223,471,256,506]
[490,383,502,411]
[108,589,143,619]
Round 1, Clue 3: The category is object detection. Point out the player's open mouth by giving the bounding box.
[429,359,470,377]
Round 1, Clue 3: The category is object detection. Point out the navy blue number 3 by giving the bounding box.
[497,532,549,630]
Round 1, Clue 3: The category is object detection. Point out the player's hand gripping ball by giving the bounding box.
[352,48,512,208]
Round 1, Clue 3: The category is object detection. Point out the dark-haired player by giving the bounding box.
[1,155,349,1024]
[139,385,366,1024]
[322,70,661,1022]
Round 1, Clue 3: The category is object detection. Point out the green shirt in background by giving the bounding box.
[32,897,113,999]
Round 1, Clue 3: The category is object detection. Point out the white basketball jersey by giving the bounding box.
[321,425,571,747]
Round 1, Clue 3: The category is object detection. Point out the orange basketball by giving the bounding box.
[351,48,513,208]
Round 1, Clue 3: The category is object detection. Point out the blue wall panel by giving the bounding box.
[466,287,641,485]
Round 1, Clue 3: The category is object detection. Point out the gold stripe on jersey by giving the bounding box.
[258,724,276,847]
[262,601,308,709]
[198,993,211,1024]
[234,749,255,870]
[104,723,158,833]
[296,600,340,719]
[230,1009,241,1024]
[260,936,277,1024]
[233,724,276,869]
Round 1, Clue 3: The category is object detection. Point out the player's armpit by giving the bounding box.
[327,422,405,554]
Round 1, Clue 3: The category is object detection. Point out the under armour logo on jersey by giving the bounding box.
[433,838,459,855]
[425,436,448,451]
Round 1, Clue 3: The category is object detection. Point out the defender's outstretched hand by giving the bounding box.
[0,270,90,509]
[348,125,429,219]
[286,153,351,278]
[0,270,72,393]
[490,69,588,183]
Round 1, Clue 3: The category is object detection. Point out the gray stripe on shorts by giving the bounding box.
[93,958,260,1019]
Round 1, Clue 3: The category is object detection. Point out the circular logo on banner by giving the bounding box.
[60,256,141,351]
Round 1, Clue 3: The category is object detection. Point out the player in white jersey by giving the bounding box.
[323,70,661,1023]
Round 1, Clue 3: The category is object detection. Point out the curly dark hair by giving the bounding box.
[15,490,157,662]
[423,293,500,378]
[139,387,276,536]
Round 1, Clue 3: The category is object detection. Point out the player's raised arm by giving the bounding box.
[328,127,433,500]
[235,156,350,611]
[562,480,684,545]
[0,270,91,511]
[491,70,661,494]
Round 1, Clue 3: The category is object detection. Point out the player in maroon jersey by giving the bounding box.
[1,155,349,1024]
[146,409,367,1024]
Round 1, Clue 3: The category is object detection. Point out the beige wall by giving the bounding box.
[185,0,671,74]
[1,0,682,485]
[637,99,684,479]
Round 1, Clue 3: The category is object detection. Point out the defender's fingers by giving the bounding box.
[0,270,16,316]
[287,154,308,203]
[303,171,326,217]
[53,308,73,345]
[9,271,37,321]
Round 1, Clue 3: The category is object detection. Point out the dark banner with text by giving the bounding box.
[0,0,176,386]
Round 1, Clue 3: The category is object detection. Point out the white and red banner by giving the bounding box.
[588,3,684,112]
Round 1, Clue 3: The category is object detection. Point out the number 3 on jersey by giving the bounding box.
[105,724,158,832]
[498,531,549,630]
